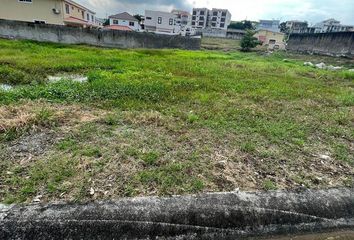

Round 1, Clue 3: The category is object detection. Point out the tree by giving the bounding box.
[133,14,143,23]
[103,19,110,26]
[240,30,261,52]
[243,20,254,30]
[279,22,290,33]
[228,20,255,30]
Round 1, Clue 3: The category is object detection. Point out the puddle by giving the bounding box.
[0,84,13,91]
[48,74,88,83]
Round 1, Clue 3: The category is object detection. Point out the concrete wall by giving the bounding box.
[287,32,354,57]
[0,19,200,50]
[197,28,227,38]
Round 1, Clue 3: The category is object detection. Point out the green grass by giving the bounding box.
[0,39,353,203]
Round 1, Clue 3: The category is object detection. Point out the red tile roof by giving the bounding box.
[64,17,89,25]
[104,25,133,31]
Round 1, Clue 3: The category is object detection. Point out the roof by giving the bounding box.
[108,12,137,21]
[104,25,132,31]
[256,29,285,35]
[64,17,90,25]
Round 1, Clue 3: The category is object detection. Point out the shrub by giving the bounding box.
[240,30,261,52]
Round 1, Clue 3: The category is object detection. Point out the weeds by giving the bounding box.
[0,39,353,203]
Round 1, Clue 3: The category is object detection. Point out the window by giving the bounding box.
[65,4,69,14]
[87,13,90,21]
[200,11,204,15]
[129,21,135,26]
[220,23,225,28]
[146,17,152,20]
[72,6,74,10]
[192,16,196,20]
[158,17,162,24]
[269,39,276,44]
[34,20,46,24]
[222,12,227,16]
[212,17,217,21]
[19,0,32,2]
[192,21,195,26]
[81,11,84,19]
[221,18,225,22]
[113,20,118,24]
[199,16,204,21]
[211,23,216,27]
[213,12,217,16]
[169,18,173,25]
[198,22,204,26]
[91,15,94,22]
[192,11,196,15]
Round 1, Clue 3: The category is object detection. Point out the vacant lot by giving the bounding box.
[0,39,353,204]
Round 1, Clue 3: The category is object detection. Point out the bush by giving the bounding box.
[240,30,261,52]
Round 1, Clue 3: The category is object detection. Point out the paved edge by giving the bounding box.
[1,188,353,239]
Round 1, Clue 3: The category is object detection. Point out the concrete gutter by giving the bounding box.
[1,188,353,239]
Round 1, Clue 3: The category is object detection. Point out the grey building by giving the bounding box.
[257,20,280,32]
[286,20,308,34]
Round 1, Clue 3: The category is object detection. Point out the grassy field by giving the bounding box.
[0,39,353,204]
[201,37,241,51]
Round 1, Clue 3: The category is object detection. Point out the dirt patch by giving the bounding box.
[1,101,108,162]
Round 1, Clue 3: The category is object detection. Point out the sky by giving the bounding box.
[76,0,354,25]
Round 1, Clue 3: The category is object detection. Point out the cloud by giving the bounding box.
[76,0,354,25]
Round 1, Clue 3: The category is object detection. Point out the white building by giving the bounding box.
[108,12,140,31]
[171,10,193,36]
[191,8,209,29]
[208,8,231,29]
[191,8,231,30]
[144,10,181,34]
[313,19,353,33]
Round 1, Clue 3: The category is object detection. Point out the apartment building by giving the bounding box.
[0,0,97,27]
[144,10,181,34]
[191,8,209,29]
[191,8,231,30]
[108,12,140,31]
[208,8,231,29]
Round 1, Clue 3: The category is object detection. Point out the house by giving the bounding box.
[108,12,140,31]
[312,19,354,33]
[254,29,285,50]
[95,18,105,28]
[257,20,280,32]
[144,10,181,35]
[171,10,193,36]
[286,20,308,34]
[0,0,98,28]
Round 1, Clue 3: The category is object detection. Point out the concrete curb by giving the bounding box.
[1,188,353,239]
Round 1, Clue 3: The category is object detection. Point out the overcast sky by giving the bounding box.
[76,0,354,25]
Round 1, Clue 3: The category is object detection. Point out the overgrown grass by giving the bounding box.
[0,39,353,203]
